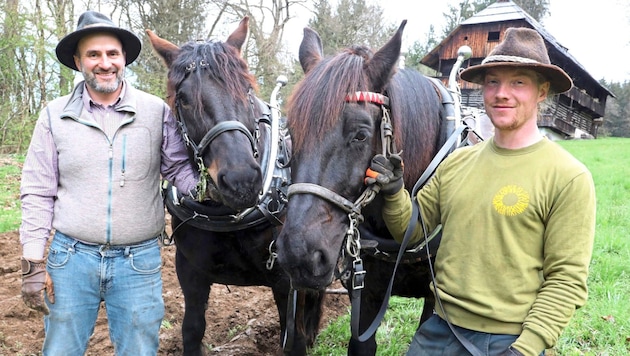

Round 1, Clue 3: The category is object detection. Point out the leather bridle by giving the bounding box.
[287,91,395,283]
[174,60,261,202]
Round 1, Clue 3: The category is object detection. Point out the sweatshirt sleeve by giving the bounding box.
[382,172,442,245]
[513,171,596,355]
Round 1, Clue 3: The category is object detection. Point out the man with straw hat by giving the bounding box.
[365,27,596,355]
[19,10,198,354]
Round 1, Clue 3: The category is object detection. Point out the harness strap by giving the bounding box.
[197,120,257,157]
[288,183,357,215]
[350,120,469,342]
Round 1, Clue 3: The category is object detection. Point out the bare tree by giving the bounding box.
[215,0,308,99]
[307,0,397,54]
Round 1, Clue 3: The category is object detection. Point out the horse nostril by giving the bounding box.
[311,250,328,277]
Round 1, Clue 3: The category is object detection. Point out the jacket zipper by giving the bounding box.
[120,135,127,187]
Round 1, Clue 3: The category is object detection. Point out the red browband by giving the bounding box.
[345,91,390,106]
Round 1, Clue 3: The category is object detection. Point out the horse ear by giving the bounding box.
[226,16,249,53]
[365,20,407,92]
[146,29,180,68]
[298,27,323,74]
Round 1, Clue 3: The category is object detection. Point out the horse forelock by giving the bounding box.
[287,50,372,154]
[167,40,256,117]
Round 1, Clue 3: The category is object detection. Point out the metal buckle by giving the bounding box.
[352,259,366,290]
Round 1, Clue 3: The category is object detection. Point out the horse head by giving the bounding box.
[147,17,264,210]
[276,21,410,290]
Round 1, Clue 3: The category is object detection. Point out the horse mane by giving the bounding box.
[287,42,443,183]
[386,69,443,185]
[287,46,374,154]
[166,40,258,119]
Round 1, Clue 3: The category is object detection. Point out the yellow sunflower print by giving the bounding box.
[492,185,530,216]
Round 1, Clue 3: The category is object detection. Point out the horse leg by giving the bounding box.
[176,248,212,356]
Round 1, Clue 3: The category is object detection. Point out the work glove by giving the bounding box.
[21,257,55,314]
[365,154,404,195]
[499,346,525,356]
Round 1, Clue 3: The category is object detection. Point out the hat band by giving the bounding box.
[82,23,116,29]
[482,55,541,65]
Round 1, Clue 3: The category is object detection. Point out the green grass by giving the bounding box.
[0,154,23,232]
[2,138,629,354]
[553,138,630,355]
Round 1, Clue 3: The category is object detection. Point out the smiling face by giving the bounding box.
[482,67,550,134]
[74,32,126,104]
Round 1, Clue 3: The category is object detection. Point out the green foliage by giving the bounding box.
[0,154,24,233]
[404,25,440,74]
[132,0,212,98]
[0,4,43,153]
[307,0,397,55]
[600,80,630,137]
[309,138,630,355]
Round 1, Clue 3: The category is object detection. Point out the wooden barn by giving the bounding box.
[421,0,614,139]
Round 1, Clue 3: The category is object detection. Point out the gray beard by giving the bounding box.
[82,69,123,94]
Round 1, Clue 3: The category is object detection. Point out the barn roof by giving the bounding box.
[422,0,614,97]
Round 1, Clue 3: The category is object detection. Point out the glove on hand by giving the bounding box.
[499,346,525,356]
[21,257,54,314]
[365,154,404,195]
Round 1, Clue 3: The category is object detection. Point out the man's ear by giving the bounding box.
[538,81,550,102]
[73,55,81,71]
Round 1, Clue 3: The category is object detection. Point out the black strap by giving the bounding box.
[350,122,468,342]
[282,288,298,352]
[410,126,484,356]
[416,198,484,356]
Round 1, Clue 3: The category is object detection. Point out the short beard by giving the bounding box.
[82,68,124,94]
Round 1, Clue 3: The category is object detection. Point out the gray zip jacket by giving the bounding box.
[21,81,196,252]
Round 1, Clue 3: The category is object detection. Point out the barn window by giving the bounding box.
[488,31,500,41]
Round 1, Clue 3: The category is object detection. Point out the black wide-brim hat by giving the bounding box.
[460,27,573,94]
[55,11,142,71]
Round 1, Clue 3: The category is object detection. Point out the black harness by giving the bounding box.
[163,97,290,235]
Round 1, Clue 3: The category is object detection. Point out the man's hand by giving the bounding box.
[365,154,404,195]
[21,257,54,314]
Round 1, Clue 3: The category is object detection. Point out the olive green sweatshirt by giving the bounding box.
[382,138,596,356]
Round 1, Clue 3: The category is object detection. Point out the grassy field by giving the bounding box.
[2,137,629,355]
[0,153,23,232]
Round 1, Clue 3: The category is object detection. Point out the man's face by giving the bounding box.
[74,33,126,94]
[482,67,550,132]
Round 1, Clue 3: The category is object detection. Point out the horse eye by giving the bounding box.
[352,131,368,143]
[177,93,190,108]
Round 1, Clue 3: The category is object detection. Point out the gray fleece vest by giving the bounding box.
[48,83,166,245]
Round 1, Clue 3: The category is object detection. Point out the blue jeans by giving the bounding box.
[43,231,164,356]
[406,314,544,356]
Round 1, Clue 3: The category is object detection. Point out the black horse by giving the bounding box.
[276,21,454,355]
[147,18,324,355]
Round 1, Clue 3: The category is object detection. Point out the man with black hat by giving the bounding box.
[365,27,596,355]
[19,10,198,355]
